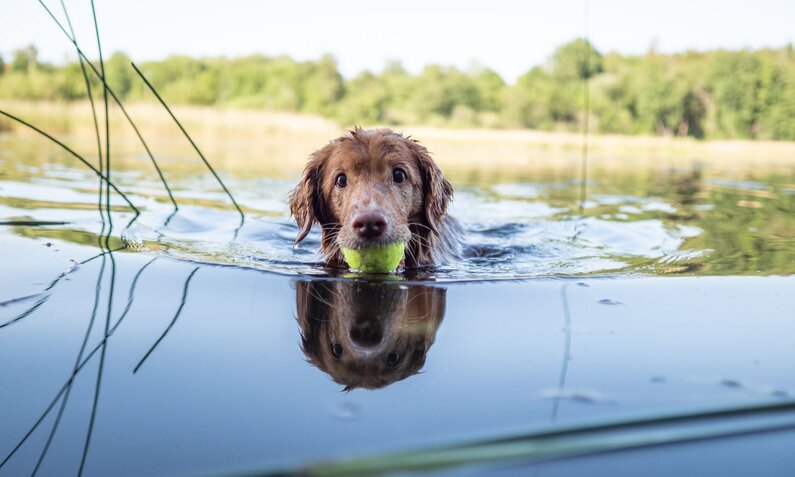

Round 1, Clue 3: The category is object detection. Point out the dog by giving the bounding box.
[289,128,460,269]
[296,279,446,390]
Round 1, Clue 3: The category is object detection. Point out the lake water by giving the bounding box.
[1,131,795,476]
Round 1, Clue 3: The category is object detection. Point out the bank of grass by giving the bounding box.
[3,100,795,177]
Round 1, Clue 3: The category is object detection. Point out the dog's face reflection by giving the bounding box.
[296,280,446,390]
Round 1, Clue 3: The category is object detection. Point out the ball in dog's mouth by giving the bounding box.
[341,242,405,273]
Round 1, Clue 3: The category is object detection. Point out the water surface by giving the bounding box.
[1,133,794,476]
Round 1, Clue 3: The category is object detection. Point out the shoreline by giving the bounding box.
[3,100,795,175]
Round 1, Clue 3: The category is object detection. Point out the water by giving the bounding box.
[1,133,795,476]
[3,135,794,280]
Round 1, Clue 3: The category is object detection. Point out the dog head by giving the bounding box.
[288,128,453,268]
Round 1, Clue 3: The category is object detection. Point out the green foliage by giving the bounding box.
[550,38,603,80]
[500,67,555,129]
[2,40,795,140]
[11,45,38,74]
[334,71,390,125]
[54,62,90,100]
[106,52,134,98]
[301,54,344,114]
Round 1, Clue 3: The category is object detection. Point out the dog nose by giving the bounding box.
[352,211,387,239]
[350,319,383,346]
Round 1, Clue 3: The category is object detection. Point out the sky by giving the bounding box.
[1,0,794,83]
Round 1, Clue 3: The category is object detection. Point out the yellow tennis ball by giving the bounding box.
[341,242,405,273]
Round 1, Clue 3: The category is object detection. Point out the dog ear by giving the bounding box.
[296,280,327,357]
[288,147,330,244]
[408,140,453,235]
[406,286,447,328]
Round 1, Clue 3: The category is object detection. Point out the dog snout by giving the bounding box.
[350,319,383,347]
[352,211,388,239]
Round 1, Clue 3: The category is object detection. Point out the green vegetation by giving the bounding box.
[2,40,795,140]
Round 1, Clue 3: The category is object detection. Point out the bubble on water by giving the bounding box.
[720,379,743,389]
[717,378,790,398]
[539,388,615,405]
[66,260,80,273]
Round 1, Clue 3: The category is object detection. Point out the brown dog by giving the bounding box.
[289,128,460,269]
[296,279,446,390]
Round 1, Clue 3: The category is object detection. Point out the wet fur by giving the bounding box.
[289,128,460,269]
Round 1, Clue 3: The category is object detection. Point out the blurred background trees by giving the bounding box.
[2,39,794,140]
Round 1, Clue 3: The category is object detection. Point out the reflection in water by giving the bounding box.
[133,267,200,373]
[2,253,450,472]
[296,280,446,390]
[0,247,128,332]
[0,252,200,475]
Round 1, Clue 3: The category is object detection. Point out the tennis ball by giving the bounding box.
[341,242,405,273]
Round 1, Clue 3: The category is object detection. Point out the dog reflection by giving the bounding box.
[296,280,446,390]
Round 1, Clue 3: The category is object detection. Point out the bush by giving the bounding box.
[3,40,795,140]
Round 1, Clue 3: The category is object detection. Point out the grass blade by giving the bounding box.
[37,0,179,213]
[0,110,139,215]
[131,62,245,226]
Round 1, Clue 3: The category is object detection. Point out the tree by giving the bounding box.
[301,54,344,114]
[260,56,304,111]
[500,67,555,128]
[221,55,270,105]
[11,45,38,74]
[1,41,793,139]
[471,67,505,112]
[54,62,89,100]
[550,39,603,81]
[106,52,134,99]
[335,71,389,125]
[408,65,480,120]
[707,51,766,138]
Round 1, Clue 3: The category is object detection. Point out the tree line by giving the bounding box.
[2,39,794,140]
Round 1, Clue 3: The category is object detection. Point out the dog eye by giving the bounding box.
[330,343,343,358]
[335,173,347,188]
[386,351,401,368]
[392,168,407,184]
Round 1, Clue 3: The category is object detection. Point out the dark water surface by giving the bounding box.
[2,134,795,476]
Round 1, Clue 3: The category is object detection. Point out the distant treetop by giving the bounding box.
[2,40,794,140]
